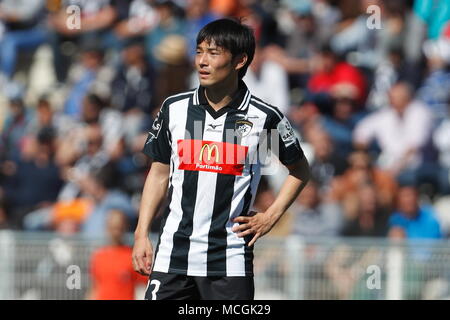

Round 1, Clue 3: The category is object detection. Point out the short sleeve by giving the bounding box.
[142,103,171,164]
[269,114,304,166]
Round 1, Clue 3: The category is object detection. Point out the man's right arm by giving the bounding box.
[132,161,170,276]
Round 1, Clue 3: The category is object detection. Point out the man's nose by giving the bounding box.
[198,52,208,66]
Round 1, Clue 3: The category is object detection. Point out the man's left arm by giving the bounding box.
[232,155,310,246]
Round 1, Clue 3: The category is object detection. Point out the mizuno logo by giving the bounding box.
[208,123,222,130]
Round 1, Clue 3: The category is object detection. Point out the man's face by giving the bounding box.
[195,40,238,88]
[397,187,419,217]
[389,83,411,114]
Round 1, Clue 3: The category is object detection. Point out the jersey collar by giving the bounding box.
[193,80,251,111]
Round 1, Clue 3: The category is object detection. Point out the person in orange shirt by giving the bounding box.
[87,209,148,300]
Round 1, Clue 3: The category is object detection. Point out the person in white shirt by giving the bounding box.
[243,45,290,115]
[353,82,433,179]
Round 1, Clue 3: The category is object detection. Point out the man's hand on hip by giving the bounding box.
[232,211,277,247]
[132,236,153,276]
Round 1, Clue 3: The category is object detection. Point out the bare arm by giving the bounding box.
[233,155,310,246]
[132,161,170,275]
[81,6,117,32]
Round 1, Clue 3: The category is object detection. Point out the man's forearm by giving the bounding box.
[134,162,170,238]
[266,156,310,222]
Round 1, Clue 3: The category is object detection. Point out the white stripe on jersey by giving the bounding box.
[186,112,226,276]
[152,97,191,273]
[237,90,250,110]
[225,104,268,276]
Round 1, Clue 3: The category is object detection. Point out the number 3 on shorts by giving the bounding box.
[147,279,161,300]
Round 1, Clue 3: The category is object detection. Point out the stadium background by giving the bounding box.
[1,0,450,300]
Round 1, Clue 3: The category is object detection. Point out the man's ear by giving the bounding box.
[233,53,248,72]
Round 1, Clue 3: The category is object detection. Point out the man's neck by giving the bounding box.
[204,78,239,111]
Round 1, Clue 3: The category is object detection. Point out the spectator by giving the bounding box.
[144,0,185,68]
[413,0,450,40]
[2,127,63,229]
[0,91,32,161]
[365,46,408,111]
[57,93,124,166]
[110,39,155,145]
[111,0,158,48]
[307,45,367,106]
[184,0,220,60]
[0,0,47,83]
[87,209,147,300]
[62,42,111,118]
[388,185,442,240]
[78,163,136,237]
[243,45,290,115]
[56,124,109,201]
[152,34,192,112]
[48,0,118,83]
[417,33,450,122]
[432,103,450,195]
[330,150,398,212]
[330,0,406,70]
[290,179,344,238]
[353,81,433,183]
[387,184,443,300]
[340,183,390,237]
[304,122,348,191]
[319,94,367,157]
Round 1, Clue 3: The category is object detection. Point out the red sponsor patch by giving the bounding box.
[177,139,248,176]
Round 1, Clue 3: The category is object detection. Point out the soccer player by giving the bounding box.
[132,18,310,300]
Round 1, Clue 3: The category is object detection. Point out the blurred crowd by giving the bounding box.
[0,0,449,243]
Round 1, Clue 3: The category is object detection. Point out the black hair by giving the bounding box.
[91,162,118,190]
[85,93,106,110]
[196,18,256,79]
[37,127,56,145]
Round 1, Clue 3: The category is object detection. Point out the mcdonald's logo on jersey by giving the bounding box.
[199,143,220,162]
[177,139,248,175]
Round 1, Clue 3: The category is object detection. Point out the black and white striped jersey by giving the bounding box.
[143,80,305,277]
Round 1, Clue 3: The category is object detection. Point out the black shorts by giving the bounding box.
[144,271,254,300]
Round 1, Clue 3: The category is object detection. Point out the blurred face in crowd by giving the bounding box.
[80,173,105,201]
[294,13,315,34]
[307,126,333,160]
[85,125,103,155]
[155,2,173,23]
[195,40,246,88]
[333,97,355,121]
[389,83,412,115]
[37,100,53,127]
[357,184,378,214]
[187,0,209,18]
[9,100,24,119]
[396,186,419,218]
[81,50,103,70]
[106,209,128,245]
[81,97,101,124]
[122,44,145,66]
[349,151,371,171]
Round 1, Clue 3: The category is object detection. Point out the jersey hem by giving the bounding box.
[152,267,253,277]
